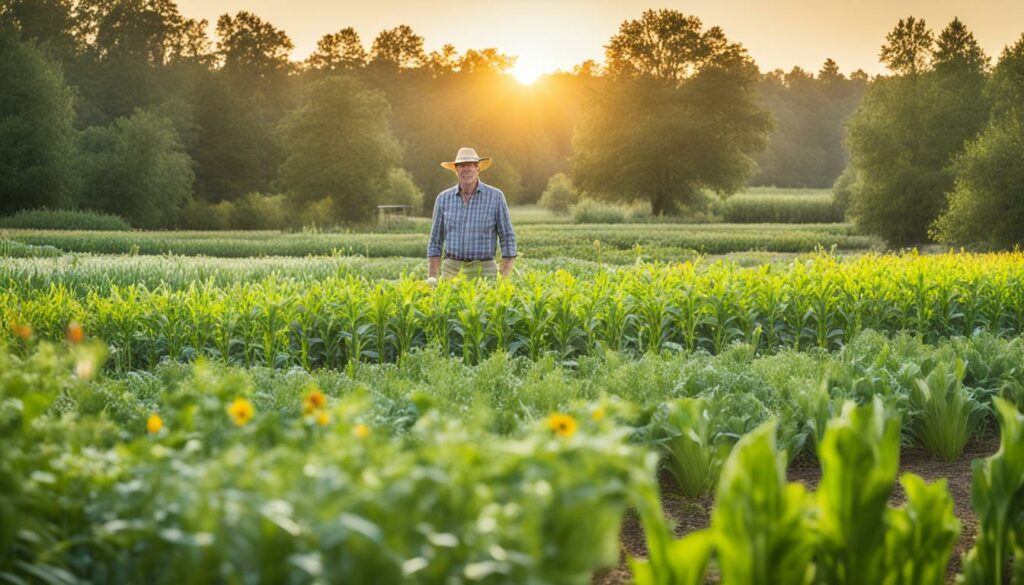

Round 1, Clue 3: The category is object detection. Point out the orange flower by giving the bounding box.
[147,414,163,434]
[315,410,330,427]
[227,398,255,427]
[66,320,84,344]
[354,423,370,439]
[9,320,31,340]
[546,413,577,438]
[304,388,326,414]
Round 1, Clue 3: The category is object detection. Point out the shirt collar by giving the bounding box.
[453,181,484,197]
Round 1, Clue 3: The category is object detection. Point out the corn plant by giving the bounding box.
[815,398,901,585]
[883,473,961,585]
[959,397,1024,585]
[712,422,817,585]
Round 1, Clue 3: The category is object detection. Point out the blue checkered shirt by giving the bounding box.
[427,181,517,259]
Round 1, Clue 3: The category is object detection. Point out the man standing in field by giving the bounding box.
[427,147,517,282]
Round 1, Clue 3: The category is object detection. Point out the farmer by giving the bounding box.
[426,147,517,282]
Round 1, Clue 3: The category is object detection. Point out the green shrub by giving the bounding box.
[178,198,232,230]
[0,208,130,231]
[571,199,626,223]
[538,173,579,214]
[372,168,424,213]
[228,193,293,230]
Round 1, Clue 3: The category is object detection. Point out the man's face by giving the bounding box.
[455,162,479,184]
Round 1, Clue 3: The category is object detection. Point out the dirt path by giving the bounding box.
[595,436,1000,584]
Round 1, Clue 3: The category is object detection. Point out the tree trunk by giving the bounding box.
[651,190,673,216]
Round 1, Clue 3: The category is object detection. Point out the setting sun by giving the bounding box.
[511,56,549,85]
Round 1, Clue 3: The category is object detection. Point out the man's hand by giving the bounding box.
[499,257,515,277]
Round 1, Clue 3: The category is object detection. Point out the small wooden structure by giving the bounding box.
[376,205,413,229]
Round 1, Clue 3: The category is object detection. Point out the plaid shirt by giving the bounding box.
[427,181,517,259]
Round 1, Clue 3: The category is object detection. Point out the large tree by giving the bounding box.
[77,109,194,227]
[932,35,1024,248]
[846,17,989,245]
[278,75,401,222]
[0,22,78,215]
[572,10,771,215]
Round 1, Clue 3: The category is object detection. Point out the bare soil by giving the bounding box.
[594,435,1000,584]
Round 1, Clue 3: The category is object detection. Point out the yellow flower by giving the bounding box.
[315,410,330,427]
[147,414,163,434]
[304,388,326,414]
[547,413,577,438]
[354,423,370,439]
[227,398,255,427]
[591,406,606,422]
[66,320,84,344]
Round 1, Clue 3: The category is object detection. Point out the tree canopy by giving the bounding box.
[573,9,771,214]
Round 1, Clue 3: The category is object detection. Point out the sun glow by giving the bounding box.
[511,56,549,85]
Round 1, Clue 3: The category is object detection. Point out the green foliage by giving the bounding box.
[816,399,901,585]
[932,36,1024,249]
[77,109,194,229]
[278,75,401,222]
[751,64,867,189]
[932,115,1024,248]
[8,253,1024,370]
[960,397,1024,585]
[847,18,989,246]
[0,342,653,585]
[831,167,857,219]
[570,199,626,224]
[0,22,78,215]
[1,222,875,258]
[713,188,842,223]
[712,422,816,584]
[372,168,425,212]
[537,173,579,214]
[573,10,772,215]
[885,473,961,585]
[0,208,130,231]
[908,359,986,460]
[654,398,726,497]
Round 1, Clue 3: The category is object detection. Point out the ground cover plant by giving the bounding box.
[3,336,1024,584]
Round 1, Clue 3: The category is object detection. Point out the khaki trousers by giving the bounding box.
[441,258,497,279]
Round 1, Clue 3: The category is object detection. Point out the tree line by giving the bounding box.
[0,1,869,229]
[844,16,1024,248]
[2,3,1021,247]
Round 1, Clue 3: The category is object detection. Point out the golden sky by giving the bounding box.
[177,0,1024,76]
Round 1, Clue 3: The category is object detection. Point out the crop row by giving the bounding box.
[0,254,608,295]
[712,190,844,223]
[3,340,1024,584]
[1,222,877,258]
[6,254,1024,371]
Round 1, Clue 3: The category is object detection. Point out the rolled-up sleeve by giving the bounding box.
[495,191,517,257]
[427,193,445,257]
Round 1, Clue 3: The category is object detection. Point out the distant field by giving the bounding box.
[0,222,877,261]
[712,187,842,223]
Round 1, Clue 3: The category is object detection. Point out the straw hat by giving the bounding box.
[441,147,492,172]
